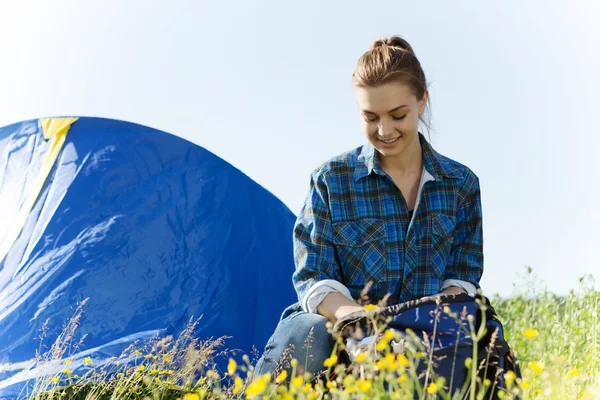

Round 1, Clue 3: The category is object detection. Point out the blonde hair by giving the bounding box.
[352,35,432,135]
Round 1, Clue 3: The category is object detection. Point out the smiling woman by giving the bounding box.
[254,35,484,384]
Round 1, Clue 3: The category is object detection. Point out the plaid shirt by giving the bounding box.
[290,132,483,313]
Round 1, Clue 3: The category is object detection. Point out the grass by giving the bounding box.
[6,269,598,399]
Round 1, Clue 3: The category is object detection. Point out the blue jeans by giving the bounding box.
[254,311,336,382]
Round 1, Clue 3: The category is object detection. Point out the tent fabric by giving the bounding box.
[0,117,78,264]
[0,117,297,398]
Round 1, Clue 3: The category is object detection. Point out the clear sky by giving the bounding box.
[0,0,598,297]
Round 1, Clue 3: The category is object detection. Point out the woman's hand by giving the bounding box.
[333,304,367,322]
[420,285,467,302]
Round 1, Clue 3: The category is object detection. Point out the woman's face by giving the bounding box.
[353,81,428,162]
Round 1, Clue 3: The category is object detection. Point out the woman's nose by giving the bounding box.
[378,120,394,137]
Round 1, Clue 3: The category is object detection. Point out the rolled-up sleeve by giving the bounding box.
[443,173,484,288]
[292,170,346,310]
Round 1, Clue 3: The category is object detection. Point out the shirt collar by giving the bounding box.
[354,132,462,182]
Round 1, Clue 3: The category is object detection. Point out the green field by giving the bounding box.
[29,271,599,400]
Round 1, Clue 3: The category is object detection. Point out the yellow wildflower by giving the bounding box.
[227,358,237,375]
[138,365,146,371]
[326,381,336,389]
[149,369,158,375]
[183,394,200,400]
[357,379,372,392]
[570,368,581,377]
[53,376,59,384]
[83,357,92,364]
[374,353,395,370]
[376,338,388,351]
[504,370,516,384]
[364,304,377,311]
[375,359,387,370]
[64,359,72,365]
[155,378,162,384]
[397,354,410,367]
[384,329,396,341]
[144,353,153,359]
[134,350,142,356]
[522,328,539,339]
[519,378,530,389]
[291,359,298,368]
[323,354,338,367]
[355,352,367,363]
[427,382,438,394]
[292,375,304,388]
[528,361,544,374]
[61,369,72,375]
[397,374,407,384]
[245,378,267,398]
[302,383,312,393]
[276,370,288,383]
[233,376,243,394]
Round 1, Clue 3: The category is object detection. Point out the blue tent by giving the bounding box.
[0,117,297,397]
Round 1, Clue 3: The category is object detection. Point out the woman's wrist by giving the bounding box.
[317,292,361,322]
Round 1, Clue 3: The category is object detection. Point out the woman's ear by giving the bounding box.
[419,90,429,115]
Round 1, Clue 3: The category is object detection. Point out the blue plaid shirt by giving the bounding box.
[285,132,483,318]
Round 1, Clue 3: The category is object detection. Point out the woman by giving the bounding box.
[254,35,483,381]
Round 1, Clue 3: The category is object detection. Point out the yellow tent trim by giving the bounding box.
[0,117,79,264]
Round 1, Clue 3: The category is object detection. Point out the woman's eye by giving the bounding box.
[363,115,406,122]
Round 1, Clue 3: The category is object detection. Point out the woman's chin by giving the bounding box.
[375,144,403,157]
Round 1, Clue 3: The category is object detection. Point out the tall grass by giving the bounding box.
[6,270,597,399]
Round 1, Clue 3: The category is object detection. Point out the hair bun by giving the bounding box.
[370,36,415,55]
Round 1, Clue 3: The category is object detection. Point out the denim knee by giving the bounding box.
[254,312,335,381]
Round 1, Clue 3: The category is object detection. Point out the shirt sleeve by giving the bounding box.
[443,173,484,287]
[292,170,348,308]
[441,279,478,294]
[303,279,354,313]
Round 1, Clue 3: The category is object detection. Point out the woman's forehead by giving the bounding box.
[354,82,416,112]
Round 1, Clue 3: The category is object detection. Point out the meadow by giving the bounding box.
[20,270,599,400]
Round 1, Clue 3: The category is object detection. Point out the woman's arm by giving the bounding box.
[317,292,364,322]
[443,172,484,288]
[292,170,358,319]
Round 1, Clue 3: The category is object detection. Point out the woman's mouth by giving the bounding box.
[379,136,401,146]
